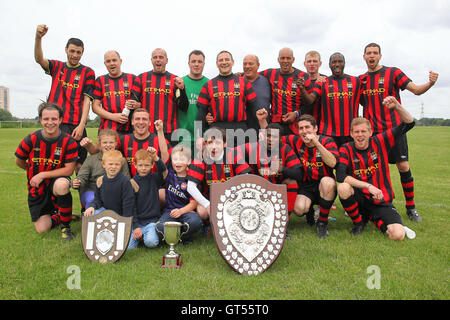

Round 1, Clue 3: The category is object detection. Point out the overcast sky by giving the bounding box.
[1,0,449,120]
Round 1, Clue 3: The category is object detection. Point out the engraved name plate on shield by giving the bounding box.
[210,174,288,275]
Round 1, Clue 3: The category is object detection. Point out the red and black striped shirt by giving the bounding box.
[92,73,138,133]
[359,66,412,133]
[338,123,414,204]
[303,74,327,124]
[239,141,301,184]
[260,68,313,134]
[15,130,78,197]
[187,148,251,197]
[196,74,258,125]
[133,71,188,134]
[117,133,172,177]
[45,60,95,126]
[311,74,361,137]
[283,134,338,182]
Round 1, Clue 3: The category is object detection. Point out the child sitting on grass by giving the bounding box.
[156,145,202,245]
[84,150,135,218]
[128,147,168,249]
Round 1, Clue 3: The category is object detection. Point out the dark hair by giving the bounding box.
[329,52,345,63]
[189,49,205,61]
[298,114,317,127]
[38,102,62,118]
[216,50,233,62]
[266,122,283,136]
[204,127,227,143]
[66,38,84,50]
[364,42,381,54]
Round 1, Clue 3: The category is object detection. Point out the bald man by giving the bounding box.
[133,48,189,141]
[92,50,140,134]
[243,54,271,130]
[260,48,314,135]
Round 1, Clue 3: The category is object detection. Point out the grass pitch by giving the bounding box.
[0,127,448,301]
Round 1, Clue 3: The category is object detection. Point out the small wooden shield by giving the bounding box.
[210,174,288,275]
[81,210,132,264]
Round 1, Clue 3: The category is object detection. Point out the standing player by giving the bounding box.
[283,115,339,238]
[242,54,272,131]
[178,50,209,153]
[133,48,189,140]
[15,103,78,240]
[91,50,141,135]
[302,50,327,120]
[260,47,314,135]
[300,52,361,148]
[360,43,439,222]
[34,24,95,170]
[337,97,416,240]
[196,50,261,133]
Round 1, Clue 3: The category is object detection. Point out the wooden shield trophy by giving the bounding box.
[210,174,288,275]
[81,210,132,264]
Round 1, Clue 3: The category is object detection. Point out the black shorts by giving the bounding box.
[60,123,87,164]
[388,133,409,164]
[353,189,403,231]
[27,177,71,222]
[297,180,320,205]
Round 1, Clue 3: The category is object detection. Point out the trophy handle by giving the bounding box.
[180,222,190,240]
[155,221,165,241]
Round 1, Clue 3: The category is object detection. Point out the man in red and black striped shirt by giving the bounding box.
[238,123,301,213]
[302,50,327,122]
[300,53,361,148]
[117,109,171,177]
[187,127,251,221]
[92,51,141,135]
[133,48,188,139]
[336,97,415,240]
[34,25,95,167]
[360,43,439,222]
[197,50,261,133]
[15,103,78,240]
[283,115,339,238]
[260,48,314,136]
[82,108,171,177]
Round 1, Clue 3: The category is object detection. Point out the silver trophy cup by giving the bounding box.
[156,221,189,268]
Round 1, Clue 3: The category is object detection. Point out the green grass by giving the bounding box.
[0,127,448,300]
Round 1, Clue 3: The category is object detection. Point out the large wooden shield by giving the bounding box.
[210,174,288,275]
[81,210,132,264]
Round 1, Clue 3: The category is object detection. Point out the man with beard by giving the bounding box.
[359,42,439,222]
[34,24,95,170]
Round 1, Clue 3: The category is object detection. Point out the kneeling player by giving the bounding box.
[336,97,416,240]
[187,127,251,226]
[15,103,78,240]
[240,123,302,214]
[284,115,339,238]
